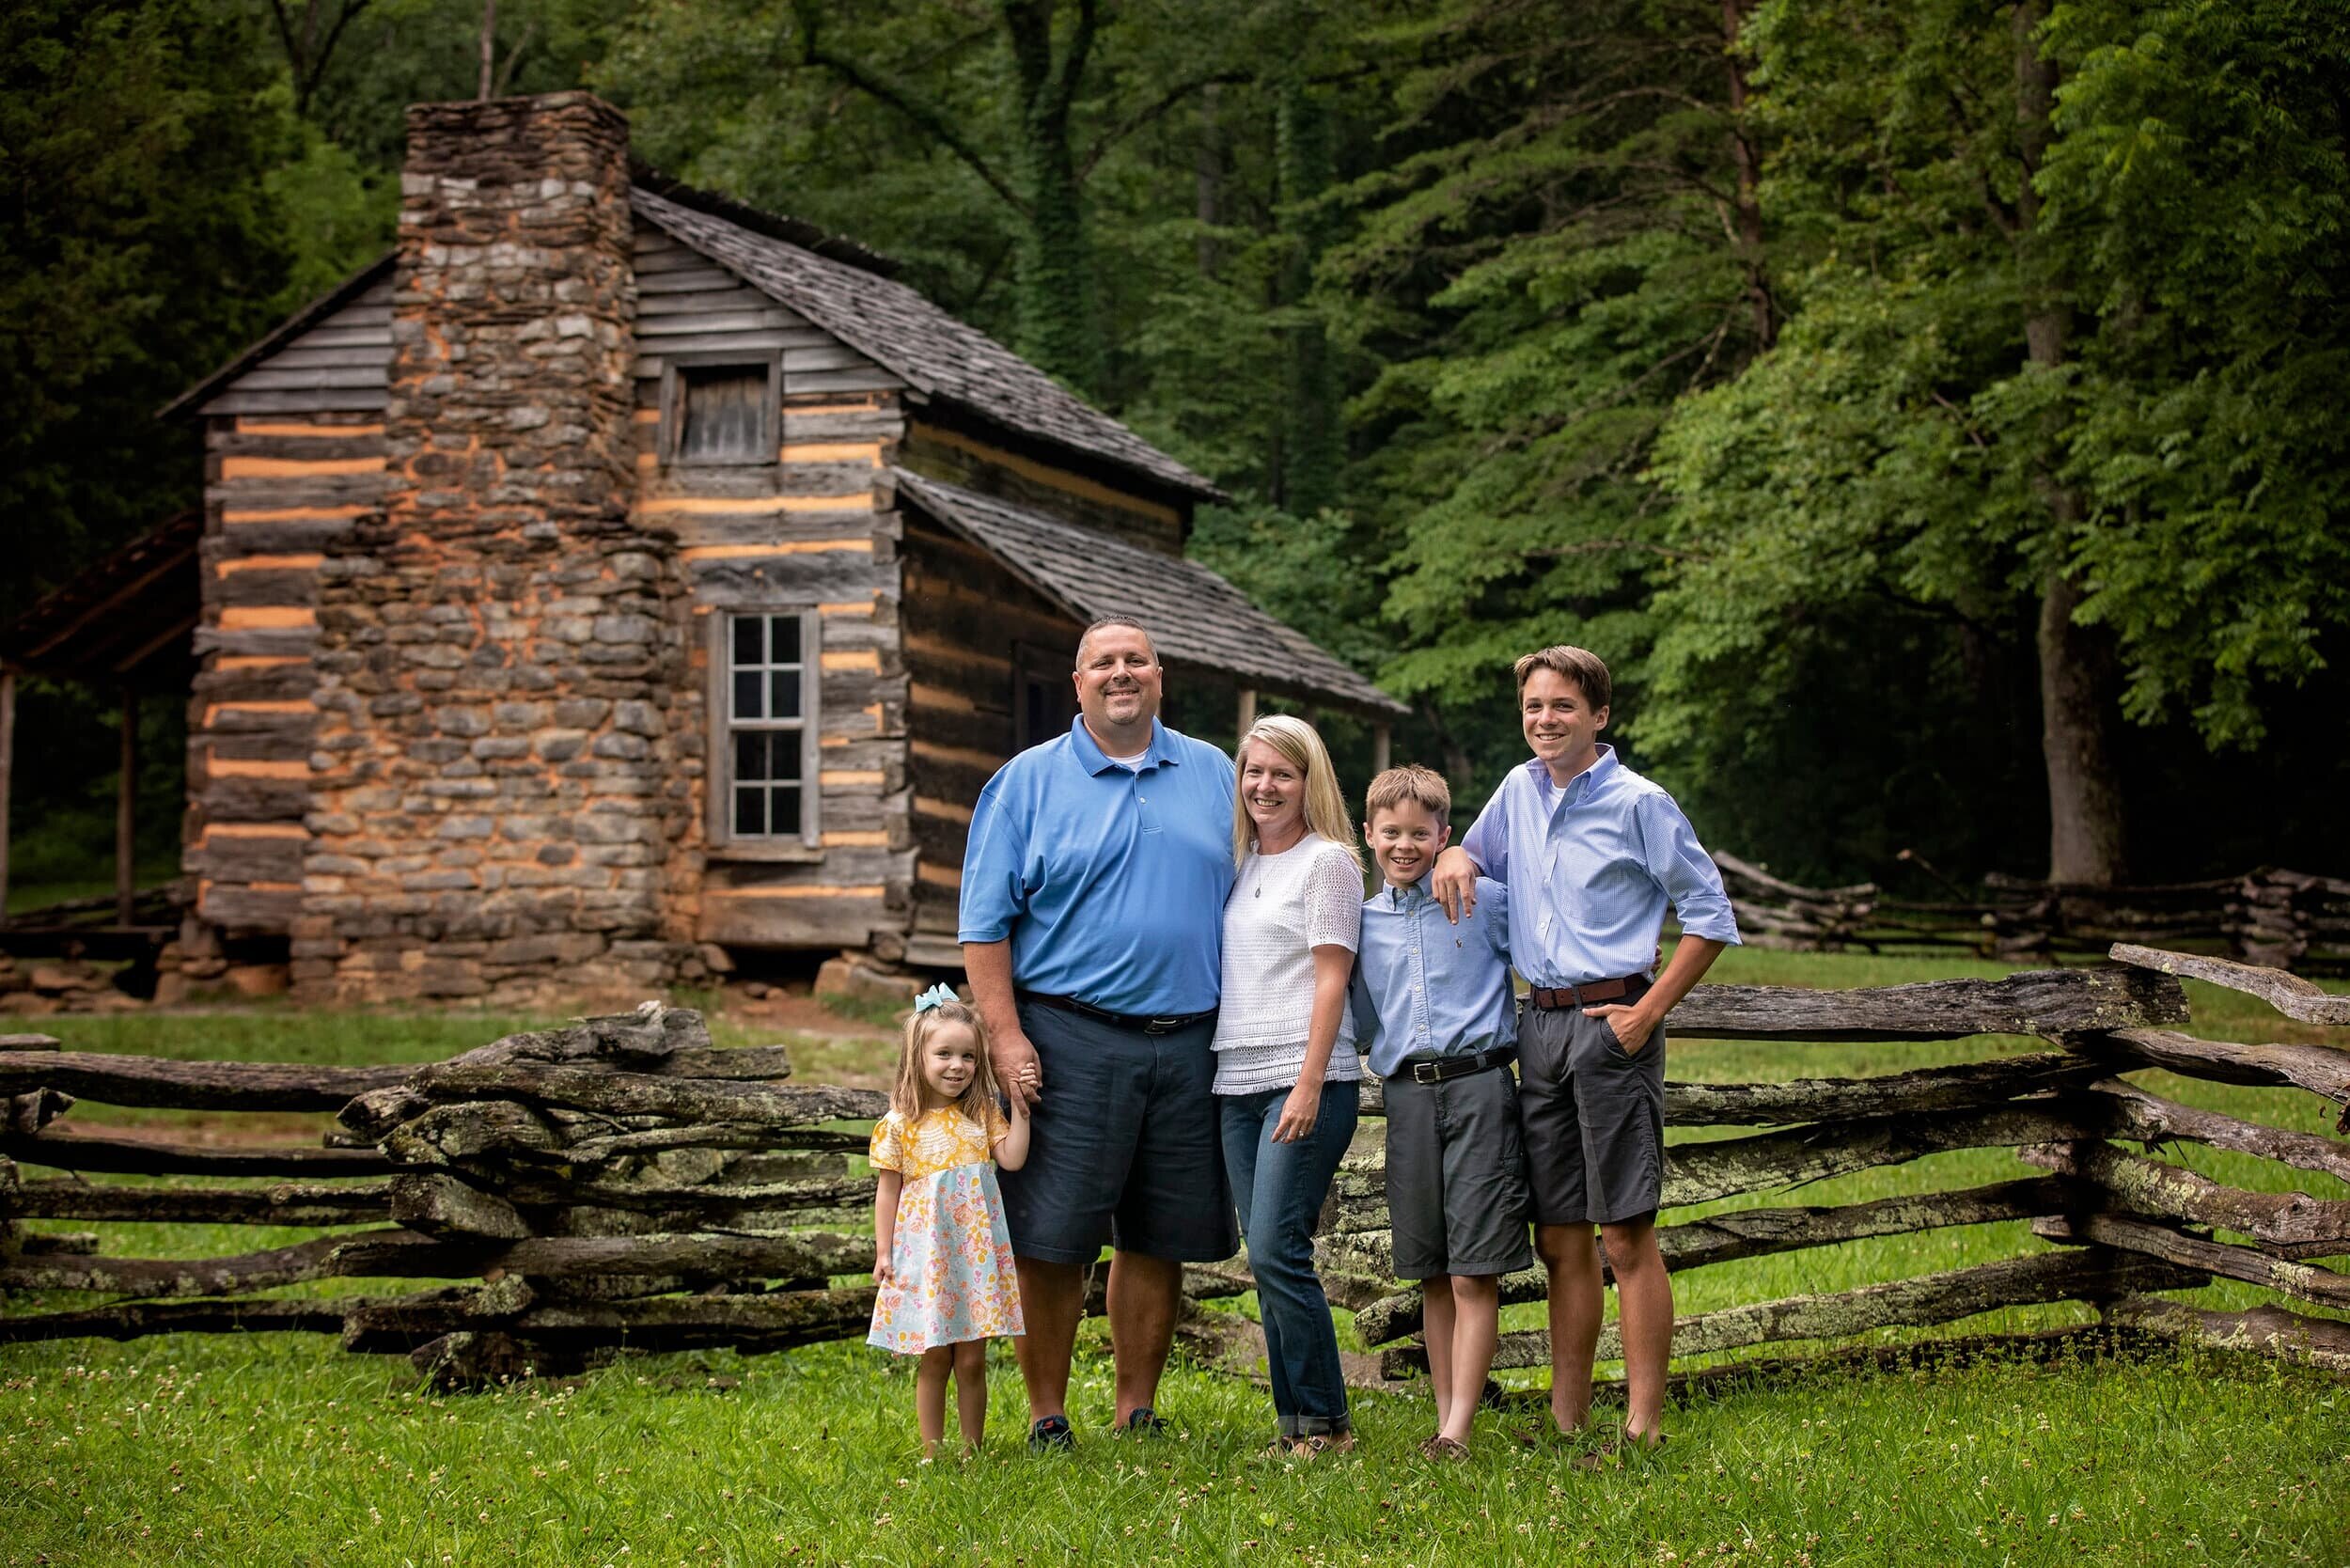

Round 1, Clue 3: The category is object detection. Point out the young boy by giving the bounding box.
[1349,764,1531,1460]
[1431,646,1739,1454]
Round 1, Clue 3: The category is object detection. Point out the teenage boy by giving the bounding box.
[1350,764,1531,1460]
[1431,646,1739,1452]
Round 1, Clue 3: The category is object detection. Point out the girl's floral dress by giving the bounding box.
[867,1105,1026,1353]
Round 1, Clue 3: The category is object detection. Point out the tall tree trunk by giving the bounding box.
[1196,83,1224,279]
[2014,0,2126,886]
[1276,82,1341,516]
[1003,0,1102,391]
[1721,0,1774,349]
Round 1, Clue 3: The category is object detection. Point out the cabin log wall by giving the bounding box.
[191,270,393,936]
[631,226,914,955]
[898,422,1188,557]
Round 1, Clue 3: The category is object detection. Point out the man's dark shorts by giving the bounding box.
[1517,997,1666,1227]
[997,1001,1239,1266]
[1383,1062,1535,1280]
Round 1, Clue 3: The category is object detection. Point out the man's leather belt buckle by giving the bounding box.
[1405,1047,1511,1085]
[1140,1015,1189,1036]
[1528,976,1641,1011]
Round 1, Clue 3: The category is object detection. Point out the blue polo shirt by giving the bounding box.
[958,715,1236,1015]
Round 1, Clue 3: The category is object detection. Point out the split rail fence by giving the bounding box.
[1,945,2345,1391]
[1716,855,2350,975]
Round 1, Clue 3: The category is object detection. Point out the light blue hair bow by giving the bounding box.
[914,983,959,1012]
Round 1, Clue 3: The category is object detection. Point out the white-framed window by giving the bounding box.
[661,351,781,466]
[711,609,820,848]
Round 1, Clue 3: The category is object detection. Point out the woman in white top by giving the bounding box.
[1211,713,1365,1455]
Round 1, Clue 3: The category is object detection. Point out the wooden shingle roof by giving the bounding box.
[892,470,1404,717]
[634,188,1222,505]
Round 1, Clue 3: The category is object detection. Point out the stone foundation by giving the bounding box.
[294,93,697,1007]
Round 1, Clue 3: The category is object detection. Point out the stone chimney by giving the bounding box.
[295,93,695,1005]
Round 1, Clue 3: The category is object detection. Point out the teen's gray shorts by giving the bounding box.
[1382,1061,1535,1280]
[995,1000,1239,1266]
[1516,1000,1667,1227]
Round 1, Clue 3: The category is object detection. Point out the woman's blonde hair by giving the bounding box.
[1231,713,1364,871]
[889,997,1000,1125]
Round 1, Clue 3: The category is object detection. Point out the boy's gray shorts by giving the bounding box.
[1516,1000,1667,1227]
[1382,1061,1535,1280]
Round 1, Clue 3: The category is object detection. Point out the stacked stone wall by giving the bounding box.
[294,93,697,1005]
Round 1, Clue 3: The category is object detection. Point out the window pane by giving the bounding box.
[734,785,766,837]
[732,615,762,667]
[768,616,801,665]
[770,735,803,781]
[772,785,801,838]
[769,670,802,721]
[733,669,763,720]
[735,730,768,784]
[679,366,768,462]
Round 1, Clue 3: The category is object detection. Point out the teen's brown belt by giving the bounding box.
[1524,975,1651,1011]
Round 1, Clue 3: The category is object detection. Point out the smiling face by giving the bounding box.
[1073,623,1162,739]
[1366,798,1449,888]
[917,1021,983,1109]
[1239,737,1308,844]
[1521,666,1607,781]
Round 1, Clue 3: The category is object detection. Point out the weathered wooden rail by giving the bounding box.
[1,948,2344,1391]
[1716,855,2350,975]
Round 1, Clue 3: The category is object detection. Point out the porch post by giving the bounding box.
[116,686,136,927]
[0,667,13,928]
[1236,687,1257,739]
[1371,723,1391,776]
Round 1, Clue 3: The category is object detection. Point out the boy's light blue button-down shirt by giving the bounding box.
[1461,745,1740,989]
[1349,874,1516,1079]
[958,714,1235,1016]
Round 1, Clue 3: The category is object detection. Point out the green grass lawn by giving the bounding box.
[2,951,2345,1566]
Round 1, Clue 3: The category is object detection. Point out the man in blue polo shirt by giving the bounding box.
[960,616,1238,1451]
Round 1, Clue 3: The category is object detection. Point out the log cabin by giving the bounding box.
[0,91,1402,1005]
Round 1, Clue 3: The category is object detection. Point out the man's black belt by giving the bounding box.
[1391,1046,1515,1085]
[1017,991,1217,1036]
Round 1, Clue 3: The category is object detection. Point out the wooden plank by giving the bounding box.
[209,472,386,510]
[2021,1139,2350,1259]
[0,1297,352,1345]
[1383,1247,2207,1377]
[1663,967,2187,1042]
[213,431,385,463]
[2092,1027,2350,1116]
[2035,1212,2350,1309]
[2107,943,2350,1025]
[199,385,390,415]
[0,1127,392,1178]
[635,309,809,337]
[2082,1078,2350,1185]
[2102,1294,2350,1374]
[0,1050,411,1110]
[5,1179,391,1227]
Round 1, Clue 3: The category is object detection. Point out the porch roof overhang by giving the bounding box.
[891,470,1406,720]
[0,510,203,690]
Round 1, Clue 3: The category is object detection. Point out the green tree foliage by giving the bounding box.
[1640,0,2350,881]
[0,0,298,620]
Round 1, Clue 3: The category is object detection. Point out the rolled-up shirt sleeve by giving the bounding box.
[957,776,1030,944]
[1460,784,1511,881]
[1635,792,1741,946]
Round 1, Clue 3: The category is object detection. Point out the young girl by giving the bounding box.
[868,984,1033,1454]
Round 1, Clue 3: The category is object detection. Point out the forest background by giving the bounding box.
[6,0,2347,902]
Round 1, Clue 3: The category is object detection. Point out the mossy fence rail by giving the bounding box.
[1,944,2345,1391]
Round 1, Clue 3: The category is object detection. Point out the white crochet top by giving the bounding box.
[1210,835,1366,1095]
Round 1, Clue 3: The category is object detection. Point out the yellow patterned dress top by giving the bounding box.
[867,1105,1026,1353]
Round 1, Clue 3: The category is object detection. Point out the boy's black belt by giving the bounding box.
[1392,1046,1515,1085]
[1526,974,1651,1011]
[1018,991,1218,1036]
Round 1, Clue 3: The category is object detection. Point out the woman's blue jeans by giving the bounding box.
[1218,1078,1360,1437]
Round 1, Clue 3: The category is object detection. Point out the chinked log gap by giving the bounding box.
[2,958,2342,1393]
